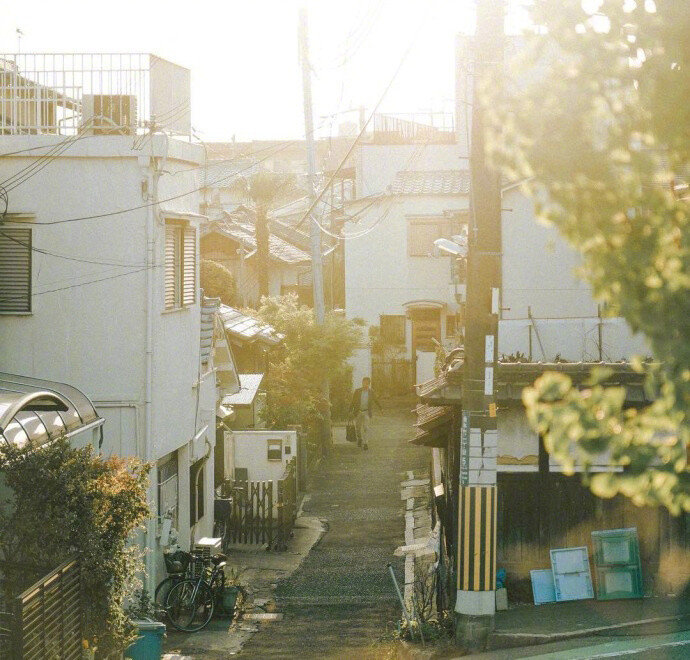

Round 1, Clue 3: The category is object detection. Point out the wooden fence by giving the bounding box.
[12,558,82,660]
[496,473,690,599]
[225,458,298,551]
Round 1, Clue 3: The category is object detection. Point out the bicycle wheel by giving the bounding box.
[154,576,181,620]
[166,579,215,632]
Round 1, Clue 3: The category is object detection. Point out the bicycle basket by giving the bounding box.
[164,550,191,575]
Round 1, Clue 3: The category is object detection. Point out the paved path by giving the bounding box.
[238,402,427,660]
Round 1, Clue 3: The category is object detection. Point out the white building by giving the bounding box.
[0,53,239,588]
[345,137,467,387]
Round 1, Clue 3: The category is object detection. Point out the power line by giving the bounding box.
[0,117,336,226]
[294,7,434,231]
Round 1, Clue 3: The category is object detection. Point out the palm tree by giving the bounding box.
[230,171,299,300]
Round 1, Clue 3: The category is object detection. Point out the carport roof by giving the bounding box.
[0,373,103,449]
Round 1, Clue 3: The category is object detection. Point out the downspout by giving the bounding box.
[144,131,169,591]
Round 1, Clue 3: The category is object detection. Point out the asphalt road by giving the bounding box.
[237,402,428,660]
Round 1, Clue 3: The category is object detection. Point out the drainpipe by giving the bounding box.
[143,131,169,592]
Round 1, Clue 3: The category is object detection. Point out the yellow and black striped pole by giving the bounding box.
[458,485,497,592]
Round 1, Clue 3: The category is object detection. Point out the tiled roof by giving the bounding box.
[204,160,262,189]
[390,170,470,196]
[203,217,310,265]
[200,296,221,365]
[222,373,264,407]
[218,305,284,346]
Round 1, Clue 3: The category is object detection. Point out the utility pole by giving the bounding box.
[456,0,504,651]
[299,8,331,453]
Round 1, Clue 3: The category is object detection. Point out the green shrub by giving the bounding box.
[0,438,150,657]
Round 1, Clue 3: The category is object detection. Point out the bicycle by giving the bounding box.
[165,552,228,632]
[154,549,204,619]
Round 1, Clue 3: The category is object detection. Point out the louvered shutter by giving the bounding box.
[0,226,31,312]
[182,226,196,306]
[164,224,177,310]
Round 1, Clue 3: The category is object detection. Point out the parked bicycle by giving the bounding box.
[165,553,228,632]
[154,549,204,618]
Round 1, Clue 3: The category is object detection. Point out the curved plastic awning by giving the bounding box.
[0,373,104,450]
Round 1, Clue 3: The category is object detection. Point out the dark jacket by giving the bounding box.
[350,387,382,418]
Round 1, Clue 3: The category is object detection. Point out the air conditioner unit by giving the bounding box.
[81,94,137,135]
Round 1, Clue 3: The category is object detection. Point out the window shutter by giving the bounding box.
[164,225,176,310]
[182,226,196,306]
[0,226,32,313]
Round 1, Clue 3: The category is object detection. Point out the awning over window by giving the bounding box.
[222,374,264,407]
[0,373,104,449]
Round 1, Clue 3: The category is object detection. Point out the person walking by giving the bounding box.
[349,376,382,450]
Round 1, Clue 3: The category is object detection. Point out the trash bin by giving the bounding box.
[125,619,166,660]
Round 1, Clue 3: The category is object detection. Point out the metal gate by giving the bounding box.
[371,358,413,395]
[13,558,82,660]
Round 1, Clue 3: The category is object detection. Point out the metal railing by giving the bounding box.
[0,53,191,137]
[371,112,455,144]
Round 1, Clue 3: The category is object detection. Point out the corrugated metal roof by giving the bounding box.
[222,373,264,407]
[0,373,104,449]
[218,305,284,346]
[390,170,471,196]
[200,296,221,365]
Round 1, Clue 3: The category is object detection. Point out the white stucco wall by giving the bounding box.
[499,188,648,361]
[344,195,467,326]
[357,144,464,197]
[232,430,297,483]
[0,133,218,586]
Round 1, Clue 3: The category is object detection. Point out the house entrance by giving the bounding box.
[409,307,441,382]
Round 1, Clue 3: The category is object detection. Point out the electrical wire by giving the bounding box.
[0,116,336,225]
[294,5,435,232]
[310,137,432,241]
[0,121,96,191]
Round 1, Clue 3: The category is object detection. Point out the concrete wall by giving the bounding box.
[233,430,297,483]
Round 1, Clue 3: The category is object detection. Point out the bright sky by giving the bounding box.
[1,0,528,142]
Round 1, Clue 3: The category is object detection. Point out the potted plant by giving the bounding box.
[220,567,247,618]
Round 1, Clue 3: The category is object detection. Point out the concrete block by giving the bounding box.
[482,446,497,458]
[496,587,508,611]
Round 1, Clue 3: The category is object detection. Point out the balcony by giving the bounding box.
[371,112,455,145]
[0,53,191,137]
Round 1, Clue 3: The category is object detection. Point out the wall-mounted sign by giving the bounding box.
[460,411,470,486]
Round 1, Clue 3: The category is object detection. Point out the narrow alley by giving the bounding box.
[238,401,428,660]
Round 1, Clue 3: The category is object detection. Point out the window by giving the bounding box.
[0,226,31,313]
[407,218,451,256]
[157,454,179,529]
[380,315,406,344]
[165,221,196,310]
[267,439,282,461]
[190,459,205,525]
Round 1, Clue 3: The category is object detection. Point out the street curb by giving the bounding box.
[488,614,690,650]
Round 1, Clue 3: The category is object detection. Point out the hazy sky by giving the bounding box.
[1,0,527,142]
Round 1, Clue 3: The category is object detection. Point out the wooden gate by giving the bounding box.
[225,459,298,550]
[13,558,82,660]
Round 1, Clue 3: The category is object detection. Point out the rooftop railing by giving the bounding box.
[371,112,456,145]
[0,53,191,137]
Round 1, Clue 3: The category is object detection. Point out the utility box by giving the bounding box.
[591,528,643,600]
